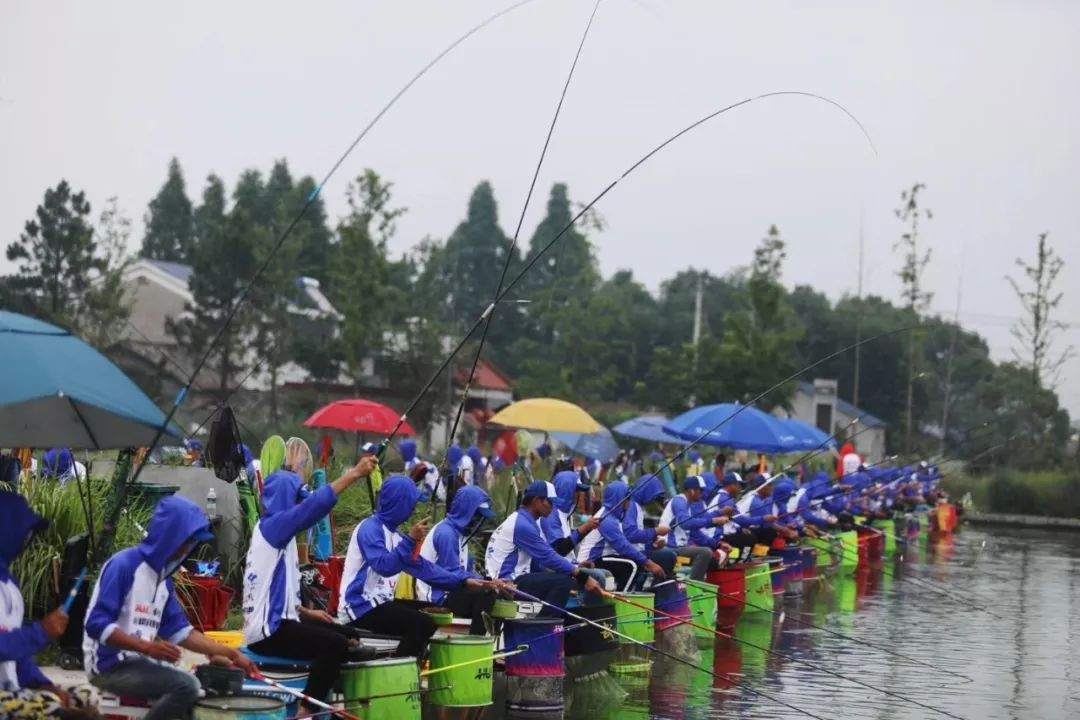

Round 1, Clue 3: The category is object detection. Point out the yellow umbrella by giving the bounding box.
[488,398,603,434]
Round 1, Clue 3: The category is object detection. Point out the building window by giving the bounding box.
[815,403,833,434]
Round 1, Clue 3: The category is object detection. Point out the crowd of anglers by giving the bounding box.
[0,437,948,720]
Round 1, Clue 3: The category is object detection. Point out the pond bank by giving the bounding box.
[964,511,1080,531]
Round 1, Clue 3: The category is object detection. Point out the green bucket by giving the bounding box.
[341,657,420,720]
[743,563,774,615]
[614,592,654,645]
[684,579,717,637]
[134,483,179,511]
[836,530,860,574]
[872,519,897,557]
[427,635,494,707]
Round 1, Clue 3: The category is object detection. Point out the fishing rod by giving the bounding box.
[604,590,967,720]
[423,0,602,537]
[254,672,361,720]
[508,587,833,720]
[710,586,973,681]
[115,0,544,515]
[374,90,877,454]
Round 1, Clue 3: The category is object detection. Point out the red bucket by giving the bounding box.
[707,566,746,630]
[179,576,234,631]
[800,548,818,582]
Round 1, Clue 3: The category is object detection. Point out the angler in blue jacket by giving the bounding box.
[576,482,667,591]
[86,496,256,720]
[243,456,379,712]
[485,481,604,617]
[340,476,489,659]
[541,471,599,560]
[659,477,728,580]
[620,474,677,578]
[417,486,510,633]
[0,492,95,717]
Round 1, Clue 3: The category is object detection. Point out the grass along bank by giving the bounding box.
[944,469,1080,519]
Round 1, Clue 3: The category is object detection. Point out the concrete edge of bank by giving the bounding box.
[964,511,1080,530]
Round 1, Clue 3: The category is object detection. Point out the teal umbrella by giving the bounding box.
[0,311,184,448]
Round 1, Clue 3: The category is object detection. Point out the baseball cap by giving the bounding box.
[722,472,744,487]
[476,501,497,519]
[683,475,707,491]
[523,481,559,501]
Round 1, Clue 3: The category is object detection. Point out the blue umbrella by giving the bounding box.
[776,418,836,452]
[612,415,689,445]
[551,427,620,463]
[663,403,789,453]
[0,311,184,449]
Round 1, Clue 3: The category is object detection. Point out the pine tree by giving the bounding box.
[141,158,194,262]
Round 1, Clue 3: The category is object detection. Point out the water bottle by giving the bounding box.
[206,487,217,516]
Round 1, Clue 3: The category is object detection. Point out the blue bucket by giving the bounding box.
[503,618,565,678]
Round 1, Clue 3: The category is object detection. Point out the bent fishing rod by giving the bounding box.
[372,90,877,455]
[90,0,544,563]
[606,591,967,720]
[508,587,833,720]
[425,0,603,531]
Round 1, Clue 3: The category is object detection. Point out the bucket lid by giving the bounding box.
[616,591,654,599]
[196,695,284,710]
[430,634,496,646]
[344,657,418,668]
[505,617,563,627]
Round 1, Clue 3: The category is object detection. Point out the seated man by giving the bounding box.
[1,492,96,719]
[417,486,509,633]
[659,476,727,580]
[769,478,806,540]
[577,482,667,590]
[730,475,783,548]
[242,457,378,715]
[541,471,599,560]
[485,481,603,616]
[621,474,677,578]
[339,476,490,658]
[85,496,256,720]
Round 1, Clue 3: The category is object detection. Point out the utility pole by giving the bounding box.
[689,274,704,406]
[852,213,865,411]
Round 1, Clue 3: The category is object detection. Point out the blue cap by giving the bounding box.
[360,442,379,455]
[192,526,215,544]
[683,475,706,491]
[722,472,744,487]
[187,439,203,451]
[523,481,559,501]
[476,500,497,519]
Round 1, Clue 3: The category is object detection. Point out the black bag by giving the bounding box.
[206,406,244,484]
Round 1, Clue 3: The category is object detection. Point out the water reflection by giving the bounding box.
[490,526,1080,720]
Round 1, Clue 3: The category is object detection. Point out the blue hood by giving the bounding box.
[634,474,667,505]
[603,481,631,510]
[446,485,493,532]
[467,446,483,469]
[448,445,464,472]
[43,448,73,478]
[377,475,420,527]
[773,478,797,506]
[400,440,417,464]
[139,495,212,574]
[689,450,702,463]
[701,471,719,501]
[262,470,309,516]
[552,471,585,514]
[0,492,47,573]
[808,471,832,499]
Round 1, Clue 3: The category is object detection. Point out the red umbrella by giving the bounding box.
[303,399,416,436]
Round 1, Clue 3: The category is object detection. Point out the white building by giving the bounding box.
[782,379,887,463]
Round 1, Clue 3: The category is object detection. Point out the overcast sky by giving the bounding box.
[2,0,1078,419]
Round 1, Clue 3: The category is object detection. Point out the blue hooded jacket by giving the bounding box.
[467,446,483,472]
[421,486,489,604]
[447,445,464,473]
[343,476,467,619]
[84,496,210,674]
[623,475,666,547]
[583,482,648,565]
[542,471,588,554]
[42,448,73,479]
[0,493,51,691]
[400,440,418,464]
[260,470,337,549]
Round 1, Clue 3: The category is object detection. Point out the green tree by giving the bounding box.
[5,181,131,348]
[328,170,406,387]
[1006,232,1074,388]
[141,158,194,262]
[169,174,254,391]
[894,182,932,456]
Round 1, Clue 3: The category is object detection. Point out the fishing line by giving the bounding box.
[606,590,968,720]
[713,587,973,681]
[118,0,545,510]
[378,90,878,449]
[428,0,603,528]
[509,587,833,720]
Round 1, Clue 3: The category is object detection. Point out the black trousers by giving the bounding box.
[348,599,438,659]
[445,586,496,634]
[726,527,779,550]
[248,619,352,705]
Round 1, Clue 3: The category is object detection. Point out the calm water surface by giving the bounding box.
[551,526,1080,720]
